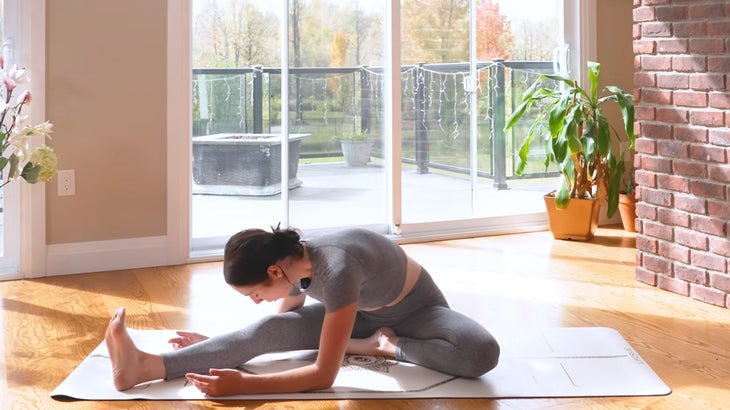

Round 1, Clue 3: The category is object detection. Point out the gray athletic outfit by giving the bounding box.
[162,228,500,379]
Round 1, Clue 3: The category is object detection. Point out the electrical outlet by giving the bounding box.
[58,169,75,196]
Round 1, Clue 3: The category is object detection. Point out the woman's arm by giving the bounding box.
[185,301,359,396]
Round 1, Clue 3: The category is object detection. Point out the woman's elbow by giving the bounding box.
[307,365,339,391]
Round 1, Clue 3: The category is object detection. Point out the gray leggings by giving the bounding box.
[162,270,500,379]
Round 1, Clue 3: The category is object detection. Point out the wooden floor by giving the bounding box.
[2,227,729,409]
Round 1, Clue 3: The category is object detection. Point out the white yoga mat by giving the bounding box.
[51,327,670,401]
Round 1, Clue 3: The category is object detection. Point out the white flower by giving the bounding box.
[0,63,56,188]
[1,65,29,91]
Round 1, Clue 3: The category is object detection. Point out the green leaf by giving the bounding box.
[514,130,535,176]
[505,99,531,130]
[587,61,601,103]
[595,114,611,155]
[606,153,623,218]
[20,162,41,184]
[548,94,569,137]
[555,177,571,209]
[0,156,7,171]
[606,86,636,148]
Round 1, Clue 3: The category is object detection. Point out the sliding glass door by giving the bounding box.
[191,0,574,254]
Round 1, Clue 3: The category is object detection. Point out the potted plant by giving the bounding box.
[338,130,373,167]
[505,61,635,240]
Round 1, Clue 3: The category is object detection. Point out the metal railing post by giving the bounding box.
[492,59,508,189]
[253,66,263,134]
[360,67,370,133]
[414,63,429,174]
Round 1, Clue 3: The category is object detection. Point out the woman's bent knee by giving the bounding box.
[459,335,500,378]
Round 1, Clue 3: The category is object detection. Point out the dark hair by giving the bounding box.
[223,225,304,286]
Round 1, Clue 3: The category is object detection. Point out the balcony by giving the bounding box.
[190,60,561,241]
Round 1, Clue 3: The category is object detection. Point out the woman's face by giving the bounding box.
[231,270,291,304]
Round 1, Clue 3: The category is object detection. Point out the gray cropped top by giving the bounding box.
[300,228,408,312]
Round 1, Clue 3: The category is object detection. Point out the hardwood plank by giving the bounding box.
[2,227,729,409]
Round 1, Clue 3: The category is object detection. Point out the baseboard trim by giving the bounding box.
[46,236,169,276]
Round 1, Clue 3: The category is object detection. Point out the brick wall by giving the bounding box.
[633,0,730,308]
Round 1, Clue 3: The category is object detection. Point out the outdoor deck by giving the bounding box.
[192,159,557,240]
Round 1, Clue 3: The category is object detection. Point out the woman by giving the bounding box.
[105,226,500,396]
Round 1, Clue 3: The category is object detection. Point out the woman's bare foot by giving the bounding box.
[105,307,165,390]
[346,327,399,357]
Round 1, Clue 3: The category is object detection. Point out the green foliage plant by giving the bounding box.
[504,61,635,218]
[339,130,371,142]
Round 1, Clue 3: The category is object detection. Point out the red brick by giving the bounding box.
[674,193,707,214]
[675,262,706,283]
[634,23,642,40]
[708,56,730,73]
[634,40,656,55]
[689,38,726,55]
[709,272,730,292]
[674,126,708,143]
[675,228,709,250]
[635,169,657,189]
[690,180,726,200]
[657,39,688,53]
[708,21,730,37]
[708,200,730,221]
[673,21,706,37]
[643,187,674,207]
[636,202,658,220]
[643,156,673,173]
[692,250,727,272]
[689,284,727,307]
[658,275,689,296]
[636,106,656,121]
[635,266,658,286]
[692,215,727,237]
[656,106,689,123]
[690,74,725,91]
[673,159,707,178]
[641,89,672,105]
[672,55,707,72]
[658,140,690,158]
[691,145,727,163]
[708,128,730,146]
[634,6,655,22]
[637,235,659,253]
[655,5,688,21]
[659,242,690,264]
[657,174,690,192]
[644,220,675,241]
[657,207,690,228]
[642,22,673,37]
[689,110,725,127]
[634,72,656,87]
[688,3,726,20]
[709,237,730,258]
[635,139,657,155]
[642,122,673,139]
[642,55,673,71]
[709,164,730,182]
[708,92,730,110]
[673,90,706,108]
[644,253,674,274]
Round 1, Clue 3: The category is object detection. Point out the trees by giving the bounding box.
[476,0,513,61]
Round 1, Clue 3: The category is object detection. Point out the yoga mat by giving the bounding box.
[51,327,671,400]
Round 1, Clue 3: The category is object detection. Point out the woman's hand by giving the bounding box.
[168,331,208,350]
[186,369,246,397]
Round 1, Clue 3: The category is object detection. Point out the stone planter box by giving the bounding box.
[193,133,310,196]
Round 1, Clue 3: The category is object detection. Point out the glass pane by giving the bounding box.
[191,0,388,250]
[191,0,284,243]
[286,0,387,231]
[400,0,562,224]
